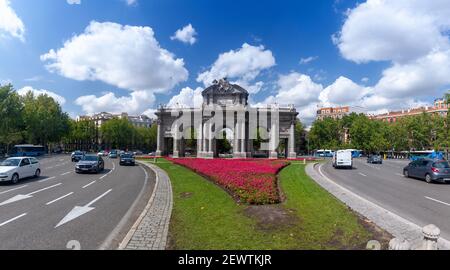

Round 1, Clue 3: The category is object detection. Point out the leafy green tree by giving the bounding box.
[0,84,25,153]
[308,117,341,150]
[100,118,134,150]
[21,91,70,152]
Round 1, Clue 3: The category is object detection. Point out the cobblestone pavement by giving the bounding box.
[306,163,450,250]
[123,162,173,250]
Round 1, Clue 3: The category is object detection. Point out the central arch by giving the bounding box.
[214,127,234,158]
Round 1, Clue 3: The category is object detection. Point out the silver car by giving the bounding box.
[403,159,450,183]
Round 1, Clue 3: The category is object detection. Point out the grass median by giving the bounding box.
[148,158,390,250]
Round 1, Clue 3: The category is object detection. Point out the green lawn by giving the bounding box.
[150,159,387,250]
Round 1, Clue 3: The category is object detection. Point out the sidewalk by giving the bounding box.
[305,162,450,250]
[120,161,173,250]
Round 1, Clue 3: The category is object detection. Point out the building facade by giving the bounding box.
[371,98,449,123]
[316,106,365,120]
[77,112,153,128]
[155,78,299,159]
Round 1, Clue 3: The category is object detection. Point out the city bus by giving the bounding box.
[315,149,334,158]
[10,145,46,157]
[409,150,444,161]
[347,149,363,158]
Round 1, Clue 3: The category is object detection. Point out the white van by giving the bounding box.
[332,150,353,169]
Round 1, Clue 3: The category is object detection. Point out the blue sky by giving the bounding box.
[1,0,449,124]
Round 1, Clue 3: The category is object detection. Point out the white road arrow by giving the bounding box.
[55,189,112,228]
[0,183,62,206]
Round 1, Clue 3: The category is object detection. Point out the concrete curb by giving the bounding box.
[118,160,173,250]
[306,162,450,250]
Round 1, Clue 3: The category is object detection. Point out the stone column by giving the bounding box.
[203,122,208,154]
[288,120,297,159]
[209,123,213,152]
[240,121,246,158]
[269,121,278,159]
[205,122,214,158]
[197,122,203,158]
[234,121,240,157]
[173,123,179,158]
[156,120,162,157]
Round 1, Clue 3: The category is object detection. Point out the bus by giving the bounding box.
[346,149,363,158]
[315,149,334,158]
[409,150,444,161]
[10,145,46,157]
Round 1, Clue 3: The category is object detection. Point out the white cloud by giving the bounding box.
[41,21,188,93]
[17,86,66,105]
[335,0,450,64]
[0,0,25,41]
[319,76,370,106]
[67,0,81,4]
[75,90,155,115]
[197,43,275,87]
[299,56,318,65]
[167,87,203,108]
[332,0,450,111]
[171,24,197,45]
[264,72,323,107]
[41,21,188,115]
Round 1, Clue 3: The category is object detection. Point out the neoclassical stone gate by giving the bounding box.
[155,79,299,159]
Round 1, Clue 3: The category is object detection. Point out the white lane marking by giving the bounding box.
[46,192,74,206]
[61,171,71,176]
[395,173,404,177]
[28,183,62,196]
[112,162,116,171]
[82,181,96,189]
[47,167,54,170]
[359,172,367,177]
[38,176,56,183]
[0,183,62,206]
[425,196,450,207]
[0,213,27,227]
[99,174,108,180]
[55,189,112,228]
[59,159,64,162]
[0,185,28,195]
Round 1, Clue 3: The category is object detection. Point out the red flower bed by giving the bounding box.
[167,158,289,204]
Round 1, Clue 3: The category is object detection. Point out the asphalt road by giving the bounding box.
[320,158,450,240]
[0,154,155,250]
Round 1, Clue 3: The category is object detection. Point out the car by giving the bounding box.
[71,151,85,162]
[75,155,105,174]
[403,159,450,183]
[0,157,41,184]
[109,150,118,158]
[367,155,383,164]
[97,151,106,156]
[120,153,135,166]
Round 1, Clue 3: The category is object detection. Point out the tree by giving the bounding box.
[0,84,25,153]
[308,117,341,150]
[100,118,134,149]
[21,92,70,151]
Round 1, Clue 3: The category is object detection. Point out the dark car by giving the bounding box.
[71,151,85,162]
[120,153,135,166]
[403,159,450,183]
[367,155,383,164]
[75,155,105,173]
